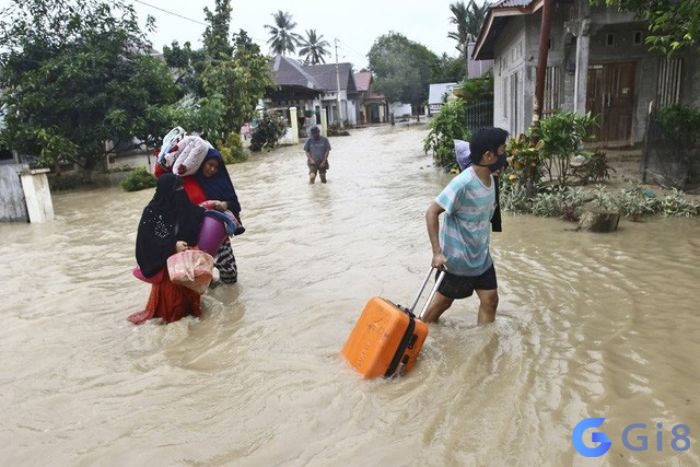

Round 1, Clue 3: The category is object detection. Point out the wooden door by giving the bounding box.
[586,62,636,143]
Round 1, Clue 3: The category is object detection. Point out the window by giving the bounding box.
[606,33,615,47]
[543,66,561,114]
[657,58,683,107]
[633,31,643,45]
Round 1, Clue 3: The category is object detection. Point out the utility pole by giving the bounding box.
[334,38,344,129]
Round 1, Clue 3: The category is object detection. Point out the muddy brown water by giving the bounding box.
[1,126,698,466]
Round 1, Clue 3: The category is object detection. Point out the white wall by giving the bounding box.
[390,102,413,117]
[493,17,528,135]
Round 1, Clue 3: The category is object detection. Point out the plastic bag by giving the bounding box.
[167,249,215,294]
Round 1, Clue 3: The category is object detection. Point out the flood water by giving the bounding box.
[1,126,699,466]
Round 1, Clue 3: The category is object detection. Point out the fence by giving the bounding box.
[642,110,700,190]
[464,100,494,132]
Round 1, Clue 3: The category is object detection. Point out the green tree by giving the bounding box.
[594,0,698,54]
[368,33,441,116]
[200,29,274,138]
[434,53,466,83]
[299,29,331,64]
[163,2,273,141]
[162,41,206,97]
[0,0,178,171]
[265,10,303,55]
[203,0,233,59]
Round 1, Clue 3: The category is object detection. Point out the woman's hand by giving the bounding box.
[175,241,189,252]
[215,200,228,211]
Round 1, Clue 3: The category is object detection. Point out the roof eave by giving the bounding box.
[472,0,545,61]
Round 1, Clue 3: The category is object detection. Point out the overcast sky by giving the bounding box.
[128,0,481,69]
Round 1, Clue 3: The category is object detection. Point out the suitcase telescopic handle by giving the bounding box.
[408,266,446,320]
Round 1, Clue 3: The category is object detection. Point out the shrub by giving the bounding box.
[530,186,587,218]
[423,99,470,171]
[218,132,248,164]
[500,184,532,214]
[328,123,350,136]
[656,105,700,151]
[659,189,699,217]
[617,184,659,219]
[250,112,287,152]
[591,185,620,212]
[531,111,597,184]
[572,150,615,184]
[121,167,157,192]
[503,133,544,193]
[453,72,494,102]
[653,105,700,189]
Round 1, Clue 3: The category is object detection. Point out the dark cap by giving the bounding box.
[310,126,320,133]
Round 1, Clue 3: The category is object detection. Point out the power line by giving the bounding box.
[133,0,207,26]
[335,39,368,68]
[132,0,271,49]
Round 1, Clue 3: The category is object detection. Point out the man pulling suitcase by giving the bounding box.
[423,127,509,325]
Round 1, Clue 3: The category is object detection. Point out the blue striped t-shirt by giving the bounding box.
[435,166,496,276]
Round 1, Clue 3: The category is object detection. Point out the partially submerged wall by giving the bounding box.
[0,164,28,222]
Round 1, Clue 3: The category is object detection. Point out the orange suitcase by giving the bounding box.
[342,268,445,378]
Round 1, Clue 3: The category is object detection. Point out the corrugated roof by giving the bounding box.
[304,63,357,92]
[492,0,532,7]
[473,0,543,60]
[271,55,319,89]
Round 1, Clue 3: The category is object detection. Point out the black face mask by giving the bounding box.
[489,153,508,173]
[472,152,508,173]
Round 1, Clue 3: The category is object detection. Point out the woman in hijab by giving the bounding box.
[195,147,243,284]
[128,174,206,324]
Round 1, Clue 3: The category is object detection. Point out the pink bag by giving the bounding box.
[166,249,215,294]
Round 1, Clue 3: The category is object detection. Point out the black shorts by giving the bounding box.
[308,162,328,175]
[437,264,498,299]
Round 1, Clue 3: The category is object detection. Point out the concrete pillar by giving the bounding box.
[320,108,328,137]
[289,106,299,144]
[573,10,591,115]
[20,168,54,223]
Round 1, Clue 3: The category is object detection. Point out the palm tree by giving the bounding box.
[299,29,331,64]
[465,0,489,41]
[448,1,489,78]
[448,2,469,57]
[264,10,303,55]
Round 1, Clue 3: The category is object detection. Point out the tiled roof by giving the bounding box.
[354,71,372,92]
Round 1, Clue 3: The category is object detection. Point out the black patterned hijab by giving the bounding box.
[136,174,205,277]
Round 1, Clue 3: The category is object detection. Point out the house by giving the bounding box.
[267,55,323,122]
[473,0,700,146]
[266,56,360,127]
[428,82,458,114]
[304,63,359,126]
[354,70,388,124]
